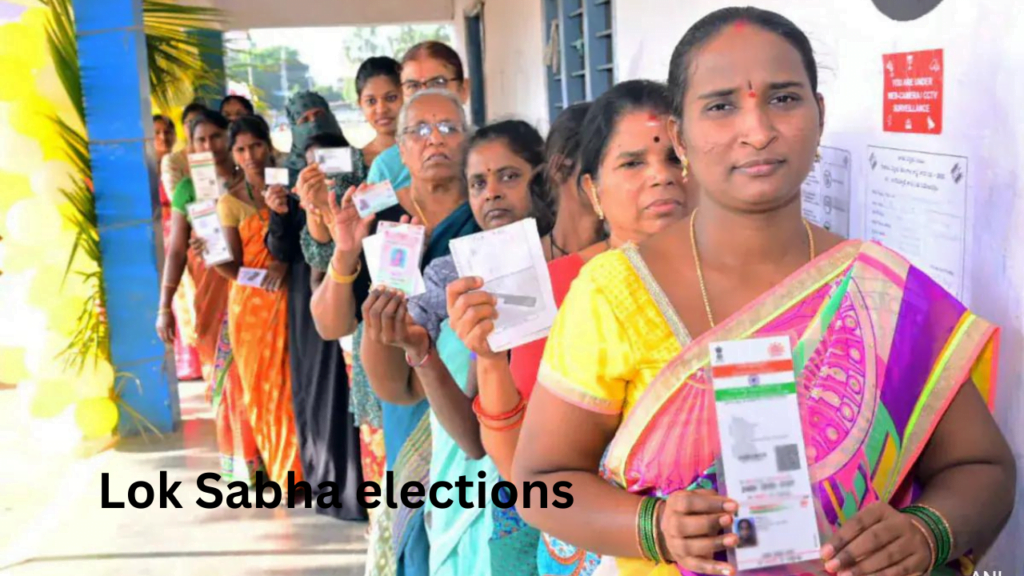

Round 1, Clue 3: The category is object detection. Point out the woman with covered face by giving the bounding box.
[514,8,1014,576]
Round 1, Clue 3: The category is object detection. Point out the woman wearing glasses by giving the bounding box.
[309,89,478,576]
[363,41,471,201]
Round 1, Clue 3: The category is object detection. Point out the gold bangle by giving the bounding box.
[916,503,956,555]
[328,259,361,284]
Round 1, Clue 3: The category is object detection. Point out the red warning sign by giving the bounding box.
[883,49,943,134]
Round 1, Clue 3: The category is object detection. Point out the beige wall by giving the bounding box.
[452,0,549,131]
[204,0,454,29]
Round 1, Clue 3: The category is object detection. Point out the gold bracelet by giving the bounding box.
[328,259,361,284]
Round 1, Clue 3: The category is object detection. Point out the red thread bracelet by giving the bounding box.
[472,394,526,422]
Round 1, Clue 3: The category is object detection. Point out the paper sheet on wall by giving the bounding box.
[865,146,967,297]
[801,146,852,237]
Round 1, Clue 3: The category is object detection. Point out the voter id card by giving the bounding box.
[265,167,289,187]
[353,181,400,218]
[315,147,354,174]
[709,335,822,572]
[376,223,426,296]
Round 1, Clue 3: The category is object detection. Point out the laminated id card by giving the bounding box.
[187,200,233,266]
[709,335,822,572]
[376,223,426,296]
[188,152,223,202]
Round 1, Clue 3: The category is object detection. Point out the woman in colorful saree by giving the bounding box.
[447,81,690,576]
[154,113,202,381]
[364,119,557,576]
[159,109,262,483]
[207,115,303,487]
[515,7,1016,576]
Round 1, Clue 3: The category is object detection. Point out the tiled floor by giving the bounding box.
[0,382,368,576]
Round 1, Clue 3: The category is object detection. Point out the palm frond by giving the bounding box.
[40,0,224,396]
[40,0,84,125]
[114,372,164,440]
[143,0,225,111]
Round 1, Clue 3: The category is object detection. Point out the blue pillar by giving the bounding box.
[73,0,179,435]
[192,29,226,108]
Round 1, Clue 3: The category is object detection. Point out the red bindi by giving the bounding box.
[748,90,757,99]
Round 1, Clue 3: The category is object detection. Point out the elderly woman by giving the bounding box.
[310,88,478,576]
[362,119,555,575]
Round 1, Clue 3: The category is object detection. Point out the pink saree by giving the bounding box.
[596,240,1000,576]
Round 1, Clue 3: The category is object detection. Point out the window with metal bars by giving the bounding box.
[543,0,614,122]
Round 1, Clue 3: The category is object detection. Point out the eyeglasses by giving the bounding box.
[401,76,461,93]
[401,121,464,141]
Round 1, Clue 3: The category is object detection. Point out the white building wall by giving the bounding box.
[614,2,1022,572]
[452,0,550,131]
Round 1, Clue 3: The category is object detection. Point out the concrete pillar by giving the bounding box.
[72,0,179,434]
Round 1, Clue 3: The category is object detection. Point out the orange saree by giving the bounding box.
[219,194,303,486]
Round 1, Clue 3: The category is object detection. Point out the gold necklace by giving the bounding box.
[411,193,429,227]
[690,208,815,328]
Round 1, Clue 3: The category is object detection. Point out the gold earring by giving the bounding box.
[681,156,690,179]
[815,149,822,162]
[589,185,605,220]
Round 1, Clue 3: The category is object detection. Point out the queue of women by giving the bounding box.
[153,7,1016,576]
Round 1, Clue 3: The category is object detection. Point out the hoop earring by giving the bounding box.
[589,185,605,220]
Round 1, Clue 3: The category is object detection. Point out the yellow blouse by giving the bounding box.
[216,193,258,228]
[537,246,690,419]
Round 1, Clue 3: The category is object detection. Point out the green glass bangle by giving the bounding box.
[639,497,663,563]
[901,505,952,568]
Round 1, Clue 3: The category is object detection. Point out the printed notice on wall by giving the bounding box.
[883,49,943,134]
[801,146,852,237]
[865,146,967,297]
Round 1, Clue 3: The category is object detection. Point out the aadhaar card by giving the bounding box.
[188,152,222,202]
[186,200,233,266]
[709,335,823,572]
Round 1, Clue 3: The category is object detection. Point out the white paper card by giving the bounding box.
[709,335,821,572]
[188,152,222,202]
[449,218,556,352]
[353,181,400,218]
[237,267,267,288]
[315,147,354,174]
[362,222,426,295]
[187,200,233,266]
[265,167,289,187]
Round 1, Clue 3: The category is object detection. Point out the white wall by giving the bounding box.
[614,1,1024,572]
[203,0,454,29]
[452,0,549,131]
